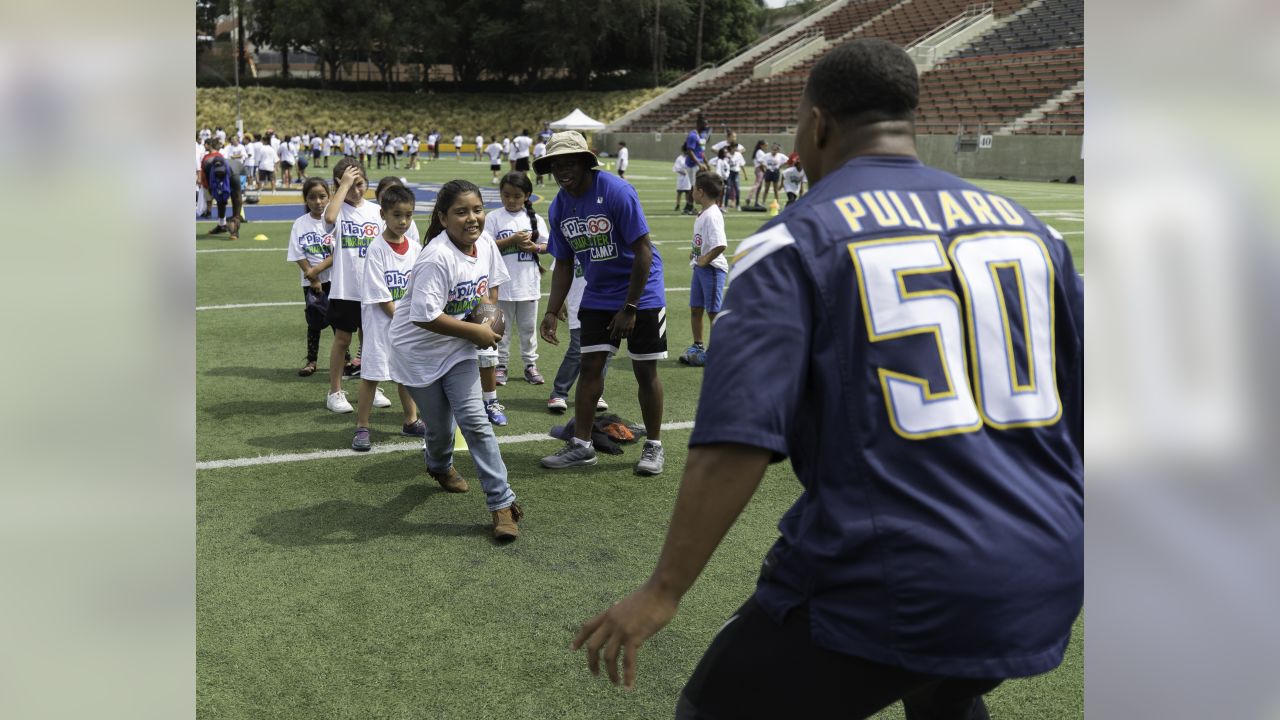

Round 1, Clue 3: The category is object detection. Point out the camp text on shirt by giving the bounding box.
[833,189,1027,234]
[559,215,618,261]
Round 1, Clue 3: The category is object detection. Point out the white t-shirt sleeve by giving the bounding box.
[535,214,550,241]
[286,219,305,262]
[363,242,393,304]
[486,236,512,289]
[409,253,451,323]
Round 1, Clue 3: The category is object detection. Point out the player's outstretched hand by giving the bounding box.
[540,312,560,345]
[571,584,678,690]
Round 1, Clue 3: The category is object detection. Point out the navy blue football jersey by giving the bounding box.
[689,155,1083,679]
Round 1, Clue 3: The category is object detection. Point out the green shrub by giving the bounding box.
[196,87,665,136]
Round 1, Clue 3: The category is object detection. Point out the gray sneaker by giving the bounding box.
[634,441,664,475]
[541,440,598,469]
[352,427,372,452]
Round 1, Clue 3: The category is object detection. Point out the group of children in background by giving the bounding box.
[668,136,806,214]
[198,126,553,202]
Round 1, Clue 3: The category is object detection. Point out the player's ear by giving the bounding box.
[810,104,831,150]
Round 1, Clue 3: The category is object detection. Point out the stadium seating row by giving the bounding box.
[620,0,1083,136]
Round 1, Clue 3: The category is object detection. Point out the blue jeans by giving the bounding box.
[403,360,516,512]
[550,328,612,400]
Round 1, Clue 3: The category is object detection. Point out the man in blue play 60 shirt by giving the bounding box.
[571,39,1084,719]
[538,131,669,476]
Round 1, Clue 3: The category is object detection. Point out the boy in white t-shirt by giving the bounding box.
[616,141,629,179]
[351,184,425,451]
[680,171,729,366]
[474,133,485,161]
[287,178,337,379]
[453,133,464,161]
[256,139,279,193]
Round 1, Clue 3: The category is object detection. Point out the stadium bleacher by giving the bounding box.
[616,0,1082,137]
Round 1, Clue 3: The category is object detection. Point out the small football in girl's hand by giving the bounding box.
[464,303,505,337]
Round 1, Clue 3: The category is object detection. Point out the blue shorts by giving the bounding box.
[690,265,727,313]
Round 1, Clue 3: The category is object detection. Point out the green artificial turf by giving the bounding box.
[197,158,1083,718]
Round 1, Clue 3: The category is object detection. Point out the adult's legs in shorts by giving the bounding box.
[550,328,612,401]
[632,359,663,441]
[573,351,608,442]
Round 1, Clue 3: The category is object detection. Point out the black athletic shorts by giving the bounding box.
[327,298,362,333]
[579,307,667,360]
[676,595,1003,720]
[490,163,501,172]
[515,156,530,172]
[764,169,780,183]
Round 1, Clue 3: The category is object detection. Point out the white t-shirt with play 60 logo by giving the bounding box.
[484,206,549,302]
[327,200,383,301]
[389,231,510,387]
[286,213,334,285]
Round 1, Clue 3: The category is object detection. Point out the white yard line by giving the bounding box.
[197,301,302,311]
[197,247,282,253]
[197,421,697,470]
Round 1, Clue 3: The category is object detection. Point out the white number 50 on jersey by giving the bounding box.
[849,232,1061,439]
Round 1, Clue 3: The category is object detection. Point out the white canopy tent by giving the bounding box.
[548,108,606,131]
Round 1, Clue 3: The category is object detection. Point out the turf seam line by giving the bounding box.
[197,421,697,470]
[197,289,693,312]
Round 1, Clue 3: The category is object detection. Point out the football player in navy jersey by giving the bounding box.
[571,38,1084,719]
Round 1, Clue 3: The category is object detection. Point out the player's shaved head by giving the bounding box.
[804,38,918,125]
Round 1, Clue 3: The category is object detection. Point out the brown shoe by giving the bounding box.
[491,502,523,541]
[430,467,469,493]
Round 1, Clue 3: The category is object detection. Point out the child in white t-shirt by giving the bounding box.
[256,139,279,193]
[533,139,548,186]
[616,141,629,179]
[782,160,807,206]
[680,171,729,367]
[374,176,421,246]
[286,178,336,378]
[244,134,259,191]
[453,133,464,161]
[673,154,692,211]
[486,172,549,392]
[474,133,485,161]
[225,136,247,181]
[485,138,503,184]
[351,184,425,451]
[321,158,381,413]
[387,179,523,541]
[728,146,746,209]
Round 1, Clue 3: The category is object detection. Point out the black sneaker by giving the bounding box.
[343,361,361,378]
[208,225,226,235]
